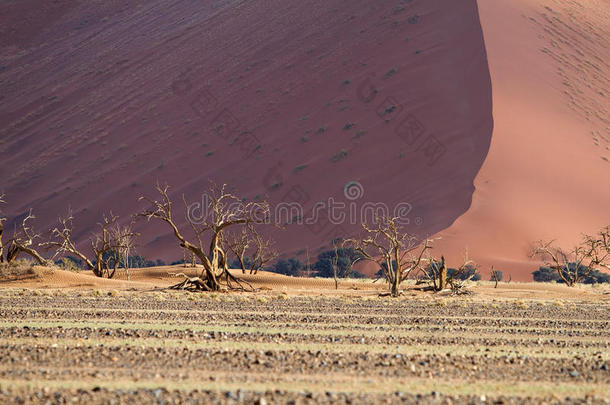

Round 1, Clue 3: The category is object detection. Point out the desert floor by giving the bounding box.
[0,266,609,404]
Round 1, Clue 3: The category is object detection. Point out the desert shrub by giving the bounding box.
[0,259,43,280]
[346,270,366,279]
[314,248,364,278]
[127,255,163,268]
[54,255,84,270]
[533,264,610,284]
[588,270,610,284]
[88,252,163,272]
[58,257,81,271]
[229,256,262,271]
[271,258,302,277]
[533,266,560,282]
[376,260,398,280]
[447,265,481,281]
[170,259,188,265]
[331,150,348,163]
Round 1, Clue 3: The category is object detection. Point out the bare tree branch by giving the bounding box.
[530,230,607,286]
[138,182,272,291]
[588,226,610,272]
[416,250,478,294]
[345,215,434,297]
[43,209,95,270]
[5,209,47,265]
[332,240,340,290]
[445,252,478,294]
[43,209,138,278]
[0,193,5,263]
[226,226,276,275]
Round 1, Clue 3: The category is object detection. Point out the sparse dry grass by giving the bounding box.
[0,261,53,281]
[0,287,608,403]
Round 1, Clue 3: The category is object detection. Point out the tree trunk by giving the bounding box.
[438,260,447,290]
[391,266,400,297]
[4,243,47,265]
[391,277,399,297]
[333,264,338,290]
[0,223,4,263]
[6,243,18,263]
[200,260,221,291]
[18,246,47,265]
[94,253,104,277]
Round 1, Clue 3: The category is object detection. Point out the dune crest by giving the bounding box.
[435,0,610,280]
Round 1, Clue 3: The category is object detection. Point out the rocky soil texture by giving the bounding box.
[0,289,608,404]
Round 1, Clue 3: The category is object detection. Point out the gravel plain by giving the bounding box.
[0,289,608,404]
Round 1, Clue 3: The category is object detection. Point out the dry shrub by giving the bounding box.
[433,299,448,307]
[0,260,52,281]
[514,300,528,309]
[58,258,80,272]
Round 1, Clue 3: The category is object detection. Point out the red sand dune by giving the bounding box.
[0,0,492,266]
[0,0,607,280]
[435,0,610,280]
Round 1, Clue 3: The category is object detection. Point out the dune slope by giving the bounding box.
[0,0,493,265]
[436,0,610,280]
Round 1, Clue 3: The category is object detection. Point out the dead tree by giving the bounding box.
[305,247,311,277]
[44,210,138,278]
[345,216,433,297]
[589,226,610,272]
[332,241,340,290]
[139,183,271,291]
[104,219,138,280]
[114,222,136,271]
[418,253,478,294]
[0,194,5,263]
[226,226,276,274]
[418,256,447,291]
[531,237,603,286]
[491,266,501,288]
[44,209,95,271]
[5,210,48,265]
[445,257,479,295]
[179,247,196,268]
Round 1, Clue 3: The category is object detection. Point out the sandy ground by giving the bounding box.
[2,265,609,302]
[0,270,608,404]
